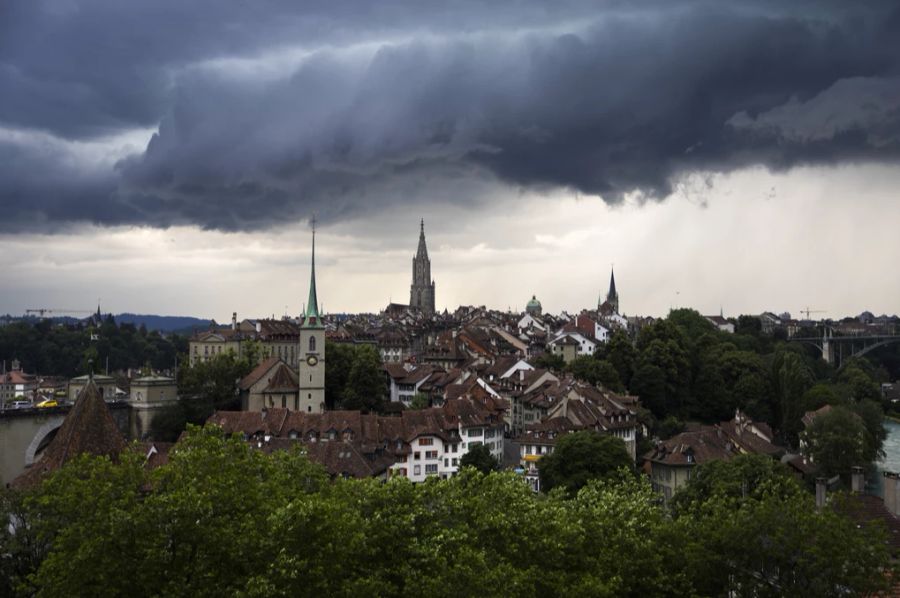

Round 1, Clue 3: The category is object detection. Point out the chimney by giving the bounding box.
[815,477,827,509]
[884,472,900,517]
[850,466,865,493]
[232,312,237,331]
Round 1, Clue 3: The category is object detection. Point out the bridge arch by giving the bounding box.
[850,338,900,361]
[25,416,66,466]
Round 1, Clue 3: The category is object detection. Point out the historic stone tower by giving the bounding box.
[607,267,619,314]
[599,267,619,315]
[410,219,436,315]
[298,223,325,413]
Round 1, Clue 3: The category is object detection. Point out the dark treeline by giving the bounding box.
[0,318,188,378]
[0,428,890,597]
[538,309,891,460]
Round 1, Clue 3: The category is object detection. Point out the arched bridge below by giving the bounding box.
[0,403,131,486]
[789,332,900,369]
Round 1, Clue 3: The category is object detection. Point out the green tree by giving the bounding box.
[323,341,355,409]
[148,402,187,442]
[531,351,565,371]
[630,363,667,418]
[408,392,430,410]
[459,443,500,474]
[669,454,797,517]
[604,330,637,388]
[341,344,387,412]
[177,352,252,424]
[772,350,815,446]
[838,361,882,403]
[634,338,690,418]
[802,406,868,477]
[850,399,887,464]
[657,416,685,439]
[538,431,632,495]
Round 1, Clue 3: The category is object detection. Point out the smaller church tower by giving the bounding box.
[410,219,436,316]
[298,220,325,413]
[599,267,620,315]
[607,268,619,314]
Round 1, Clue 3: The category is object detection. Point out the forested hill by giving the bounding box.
[113,313,212,334]
[0,318,188,378]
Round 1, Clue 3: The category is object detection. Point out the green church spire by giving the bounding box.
[302,218,322,328]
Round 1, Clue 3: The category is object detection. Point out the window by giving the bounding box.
[452,458,458,466]
[413,465,421,475]
[414,452,421,460]
[484,429,495,439]
[425,450,438,459]
[467,428,481,438]
[425,464,438,474]
[526,445,533,455]
[309,336,316,352]
[419,438,434,446]
[444,458,449,467]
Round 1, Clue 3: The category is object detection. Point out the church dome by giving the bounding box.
[526,295,542,316]
[527,295,541,309]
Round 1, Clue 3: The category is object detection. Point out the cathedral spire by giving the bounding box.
[416,218,429,259]
[302,217,322,328]
[410,219,435,315]
[608,267,617,301]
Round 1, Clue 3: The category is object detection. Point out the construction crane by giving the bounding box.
[25,308,92,318]
[800,307,826,320]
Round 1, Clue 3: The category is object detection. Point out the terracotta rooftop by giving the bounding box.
[12,379,126,489]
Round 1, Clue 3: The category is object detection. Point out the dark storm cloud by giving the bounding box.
[1,1,899,231]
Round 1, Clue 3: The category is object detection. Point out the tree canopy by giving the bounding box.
[0,318,186,378]
[537,431,632,495]
[327,343,387,412]
[459,443,500,474]
[0,428,889,597]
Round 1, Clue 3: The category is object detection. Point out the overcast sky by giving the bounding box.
[1,1,898,320]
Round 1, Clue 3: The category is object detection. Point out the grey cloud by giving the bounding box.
[1,1,899,231]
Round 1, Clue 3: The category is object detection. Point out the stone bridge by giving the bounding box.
[0,403,131,486]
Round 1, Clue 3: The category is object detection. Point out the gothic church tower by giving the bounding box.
[410,219,436,315]
[298,222,325,413]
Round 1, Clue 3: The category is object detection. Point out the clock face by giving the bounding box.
[306,355,318,366]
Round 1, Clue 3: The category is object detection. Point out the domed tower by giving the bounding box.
[526,295,542,317]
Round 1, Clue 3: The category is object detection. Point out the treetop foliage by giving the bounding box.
[0,429,890,597]
[0,319,186,378]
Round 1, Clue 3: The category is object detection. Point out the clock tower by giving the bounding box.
[298,221,325,413]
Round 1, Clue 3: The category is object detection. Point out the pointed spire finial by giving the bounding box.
[302,215,322,328]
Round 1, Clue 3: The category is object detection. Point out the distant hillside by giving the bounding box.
[113,313,212,334]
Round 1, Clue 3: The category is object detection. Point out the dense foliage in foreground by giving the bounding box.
[0,429,891,597]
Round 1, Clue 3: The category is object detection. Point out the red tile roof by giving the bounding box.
[12,380,126,489]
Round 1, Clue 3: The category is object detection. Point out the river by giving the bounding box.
[874,420,900,494]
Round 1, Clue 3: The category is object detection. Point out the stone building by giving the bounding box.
[409,219,436,316]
